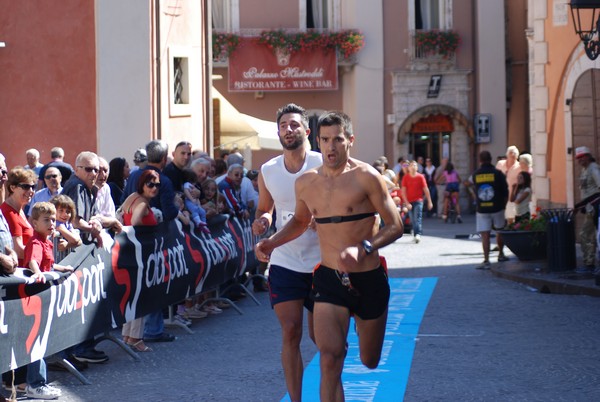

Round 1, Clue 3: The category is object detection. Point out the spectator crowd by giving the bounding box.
[0,142,261,400]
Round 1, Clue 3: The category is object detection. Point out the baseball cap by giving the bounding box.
[133,148,147,163]
[575,146,592,159]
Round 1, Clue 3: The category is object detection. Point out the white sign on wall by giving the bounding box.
[475,114,491,143]
[553,0,568,26]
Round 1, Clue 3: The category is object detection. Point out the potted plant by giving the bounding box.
[414,30,460,58]
[212,32,241,61]
[257,29,365,60]
[497,208,547,261]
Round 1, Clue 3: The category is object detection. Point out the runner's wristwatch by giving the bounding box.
[361,240,374,255]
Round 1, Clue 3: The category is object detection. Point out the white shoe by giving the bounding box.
[414,234,421,243]
[202,304,223,315]
[26,384,62,400]
[173,314,192,326]
[183,307,208,319]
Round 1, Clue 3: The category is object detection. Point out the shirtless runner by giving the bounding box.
[256,111,403,402]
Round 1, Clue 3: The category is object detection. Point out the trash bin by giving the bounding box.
[543,208,576,272]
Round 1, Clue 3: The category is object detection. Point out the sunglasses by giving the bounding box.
[78,166,99,174]
[44,174,59,179]
[146,182,161,189]
[17,183,36,191]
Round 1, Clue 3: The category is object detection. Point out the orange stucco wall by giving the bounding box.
[544,3,586,206]
[0,0,96,169]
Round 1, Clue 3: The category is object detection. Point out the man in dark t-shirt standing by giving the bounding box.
[471,150,509,270]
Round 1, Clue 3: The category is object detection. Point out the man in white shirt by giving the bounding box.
[252,104,322,402]
[93,157,122,233]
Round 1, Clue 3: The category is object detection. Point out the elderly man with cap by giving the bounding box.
[575,146,600,273]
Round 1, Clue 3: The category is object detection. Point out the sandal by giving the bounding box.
[127,339,153,352]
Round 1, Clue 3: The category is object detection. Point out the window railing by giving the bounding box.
[410,29,459,63]
[212,28,363,66]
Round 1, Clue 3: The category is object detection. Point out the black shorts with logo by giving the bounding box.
[311,263,390,320]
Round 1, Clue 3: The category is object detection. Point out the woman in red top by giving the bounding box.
[119,169,160,353]
[0,168,37,266]
[120,170,160,226]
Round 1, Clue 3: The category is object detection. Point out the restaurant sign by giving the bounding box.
[228,37,338,92]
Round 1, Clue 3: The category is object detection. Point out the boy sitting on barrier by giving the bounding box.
[26,202,74,283]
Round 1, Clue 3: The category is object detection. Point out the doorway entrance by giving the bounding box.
[408,114,453,165]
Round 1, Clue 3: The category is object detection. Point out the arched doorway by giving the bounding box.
[571,69,600,237]
[408,114,453,166]
[397,105,473,214]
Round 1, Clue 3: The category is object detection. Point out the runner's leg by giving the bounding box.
[274,299,306,402]
[354,309,388,369]
[314,302,350,402]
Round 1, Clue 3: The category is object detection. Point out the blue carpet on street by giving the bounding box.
[281,277,437,402]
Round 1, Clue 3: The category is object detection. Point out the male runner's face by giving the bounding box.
[318,125,353,169]
[277,113,307,151]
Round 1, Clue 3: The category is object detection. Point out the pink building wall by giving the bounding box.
[0,0,97,169]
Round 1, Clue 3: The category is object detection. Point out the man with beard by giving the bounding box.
[252,103,322,402]
[256,111,403,402]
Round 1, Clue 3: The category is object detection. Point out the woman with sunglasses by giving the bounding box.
[119,170,161,226]
[0,167,37,266]
[119,169,161,352]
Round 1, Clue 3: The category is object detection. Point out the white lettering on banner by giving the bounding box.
[200,231,238,269]
[0,299,7,334]
[343,340,392,374]
[55,273,79,317]
[242,67,279,79]
[292,81,314,89]
[280,67,324,78]
[315,80,333,88]
[145,238,188,293]
[342,381,380,402]
[228,218,255,272]
[53,256,107,324]
[233,80,286,90]
[30,285,57,362]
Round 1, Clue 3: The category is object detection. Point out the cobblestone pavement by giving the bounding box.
[4,214,600,401]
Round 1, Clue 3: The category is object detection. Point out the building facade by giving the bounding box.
[0,0,209,169]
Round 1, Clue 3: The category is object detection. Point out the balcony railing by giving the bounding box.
[409,29,459,69]
[212,29,363,67]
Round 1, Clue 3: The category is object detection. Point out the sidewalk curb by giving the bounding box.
[491,262,600,297]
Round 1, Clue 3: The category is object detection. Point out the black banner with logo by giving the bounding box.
[0,216,258,372]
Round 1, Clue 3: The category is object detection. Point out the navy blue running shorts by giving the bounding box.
[268,264,314,312]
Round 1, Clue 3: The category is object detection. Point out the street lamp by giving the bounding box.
[570,0,600,60]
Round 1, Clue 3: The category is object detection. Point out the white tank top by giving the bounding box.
[261,151,322,273]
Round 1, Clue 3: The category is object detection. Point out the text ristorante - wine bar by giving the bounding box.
[228,38,338,92]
